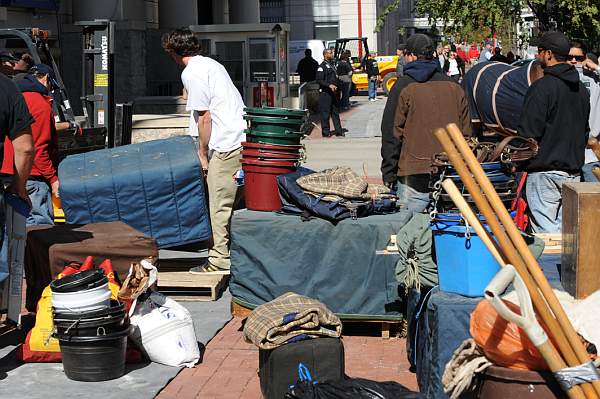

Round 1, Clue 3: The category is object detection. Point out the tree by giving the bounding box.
[375,0,599,49]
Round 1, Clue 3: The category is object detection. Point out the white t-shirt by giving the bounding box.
[182,55,246,152]
[448,59,460,76]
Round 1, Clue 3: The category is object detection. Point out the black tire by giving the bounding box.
[382,73,397,96]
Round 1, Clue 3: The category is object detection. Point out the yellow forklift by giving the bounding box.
[333,37,399,95]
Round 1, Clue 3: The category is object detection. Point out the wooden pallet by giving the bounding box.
[534,233,562,254]
[158,272,229,301]
[231,301,404,339]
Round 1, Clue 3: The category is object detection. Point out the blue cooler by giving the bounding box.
[431,221,500,297]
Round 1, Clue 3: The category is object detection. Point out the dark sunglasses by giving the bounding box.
[569,54,586,62]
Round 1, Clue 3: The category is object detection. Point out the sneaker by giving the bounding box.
[189,262,231,275]
[369,98,376,102]
[322,131,332,138]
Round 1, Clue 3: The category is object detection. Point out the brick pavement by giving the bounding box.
[157,317,418,399]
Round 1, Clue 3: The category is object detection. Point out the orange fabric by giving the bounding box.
[470,299,551,371]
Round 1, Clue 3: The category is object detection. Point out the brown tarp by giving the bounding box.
[25,221,158,311]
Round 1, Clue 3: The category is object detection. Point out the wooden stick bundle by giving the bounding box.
[435,124,599,399]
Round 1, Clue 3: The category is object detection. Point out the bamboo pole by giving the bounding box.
[443,179,585,399]
[434,128,593,399]
[444,124,600,398]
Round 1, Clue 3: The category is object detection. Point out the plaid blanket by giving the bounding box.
[243,292,342,350]
[297,167,391,200]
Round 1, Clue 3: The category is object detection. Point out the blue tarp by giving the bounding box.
[58,136,211,248]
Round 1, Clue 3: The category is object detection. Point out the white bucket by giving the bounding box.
[52,282,111,312]
[129,292,199,367]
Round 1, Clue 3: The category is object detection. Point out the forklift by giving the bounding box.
[0,20,130,327]
[0,20,130,157]
[333,37,400,95]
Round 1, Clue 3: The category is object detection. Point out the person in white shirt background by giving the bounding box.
[163,28,246,275]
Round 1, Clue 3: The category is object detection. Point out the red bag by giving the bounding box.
[511,173,529,231]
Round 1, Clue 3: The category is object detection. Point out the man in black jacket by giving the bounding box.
[316,48,344,137]
[364,52,379,101]
[518,31,590,233]
[296,49,319,83]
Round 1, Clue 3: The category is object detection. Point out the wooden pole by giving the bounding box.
[445,124,600,398]
[443,179,585,399]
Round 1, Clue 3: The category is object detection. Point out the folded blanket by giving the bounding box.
[243,292,342,350]
[296,166,392,200]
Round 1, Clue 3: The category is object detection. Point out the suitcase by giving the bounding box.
[259,337,345,399]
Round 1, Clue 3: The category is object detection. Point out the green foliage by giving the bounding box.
[375,0,599,47]
[374,0,401,33]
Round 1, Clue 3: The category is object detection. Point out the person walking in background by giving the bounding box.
[479,41,493,62]
[316,48,345,137]
[337,50,352,111]
[396,44,407,77]
[364,52,379,101]
[468,43,480,64]
[443,45,464,81]
[296,49,319,83]
[569,41,600,182]
[506,51,516,64]
[490,47,509,63]
[163,28,246,274]
[518,31,590,233]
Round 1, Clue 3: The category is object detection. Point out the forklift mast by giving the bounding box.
[0,27,76,124]
[76,20,116,147]
[334,37,369,67]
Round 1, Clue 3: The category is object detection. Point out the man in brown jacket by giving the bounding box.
[381,34,472,212]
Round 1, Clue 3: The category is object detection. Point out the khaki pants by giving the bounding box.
[207,147,243,269]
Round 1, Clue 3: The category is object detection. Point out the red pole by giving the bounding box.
[357,0,363,58]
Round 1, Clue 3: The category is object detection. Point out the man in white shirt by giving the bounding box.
[163,28,246,274]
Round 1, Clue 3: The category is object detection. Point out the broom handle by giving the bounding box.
[445,124,600,398]
[435,128,591,399]
[441,179,505,266]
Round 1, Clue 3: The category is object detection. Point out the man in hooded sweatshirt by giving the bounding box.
[380,34,472,212]
[518,32,590,233]
[1,64,75,225]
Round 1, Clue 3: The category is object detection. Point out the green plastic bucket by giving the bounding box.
[244,106,307,119]
[245,129,303,146]
[244,114,306,134]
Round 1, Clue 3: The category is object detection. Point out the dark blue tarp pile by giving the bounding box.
[229,209,413,318]
[58,136,211,248]
[462,61,535,134]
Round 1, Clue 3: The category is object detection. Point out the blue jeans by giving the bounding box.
[368,77,377,99]
[26,180,54,226]
[582,162,600,182]
[526,171,580,233]
[396,175,431,213]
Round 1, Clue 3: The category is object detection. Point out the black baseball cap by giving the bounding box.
[537,31,570,56]
[0,50,18,62]
[406,34,434,56]
[30,64,59,87]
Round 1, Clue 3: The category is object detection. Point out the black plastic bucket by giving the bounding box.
[58,325,131,382]
[53,301,126,337]
[50,269,107,293]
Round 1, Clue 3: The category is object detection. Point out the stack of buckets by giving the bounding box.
[242,106,308,211]
[51,269,130,381]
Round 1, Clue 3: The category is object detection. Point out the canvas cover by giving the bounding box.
[462,61,535,134]
[58,136,211,248]
[229,210,412,318]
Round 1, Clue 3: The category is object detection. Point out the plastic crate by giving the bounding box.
[431,222,500,297]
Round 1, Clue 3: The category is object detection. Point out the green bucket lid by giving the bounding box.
[244,106,307,119]
[243,114,305,126]
[245,129,304,137]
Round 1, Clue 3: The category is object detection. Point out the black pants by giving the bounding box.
[319,92,342,136]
